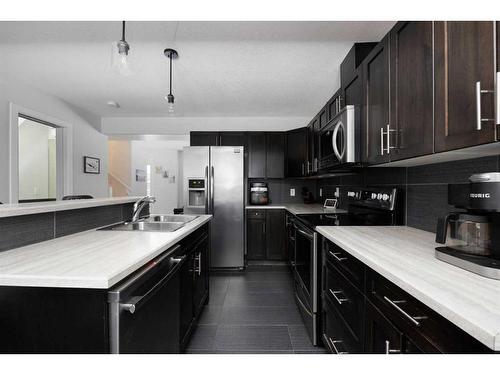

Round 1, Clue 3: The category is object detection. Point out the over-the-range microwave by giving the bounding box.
[319,105,360,170]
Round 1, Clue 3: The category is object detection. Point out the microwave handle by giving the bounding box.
[331,122,345,161]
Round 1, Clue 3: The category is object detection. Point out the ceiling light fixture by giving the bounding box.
[107,100,121,108]
[163,48,178,113]
[114,21,131,76]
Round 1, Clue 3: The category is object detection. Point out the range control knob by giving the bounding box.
[371,193,377,199]
[382,194,390,201]
[377,193,383,200]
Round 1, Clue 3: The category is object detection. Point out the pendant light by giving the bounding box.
[164,48,178,113]
[114,21,131,76]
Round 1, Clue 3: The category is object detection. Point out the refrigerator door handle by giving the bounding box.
[210,166,215,215]
[204,166,209,214]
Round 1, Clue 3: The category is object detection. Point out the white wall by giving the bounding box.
[0,77,109,203]
[129,140,188,214]
[101,116,310,136]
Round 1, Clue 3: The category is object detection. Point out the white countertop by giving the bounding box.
[246,203,347,215]
[0,197,143,218]
[0,215,211,289]
[316,226,500,351]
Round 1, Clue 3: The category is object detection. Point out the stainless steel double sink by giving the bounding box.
[101,214,198,232]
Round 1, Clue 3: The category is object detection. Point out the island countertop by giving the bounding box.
[316,225,500,351]
[0,197,143,218]
[0,215,211,289]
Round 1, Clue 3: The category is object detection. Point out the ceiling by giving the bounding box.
[0,21,395,118]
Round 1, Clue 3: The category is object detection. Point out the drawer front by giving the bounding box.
[247,209,266,219]
[322,295,363,354]
[323,238,365,291]
[323,261,364,342]
[366,269,489,353]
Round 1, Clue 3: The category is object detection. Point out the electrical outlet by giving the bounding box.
[290,188,295,197]
[335,187,340,198]
[319,188,323,197]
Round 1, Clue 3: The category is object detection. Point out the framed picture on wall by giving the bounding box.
[83,156,100,174]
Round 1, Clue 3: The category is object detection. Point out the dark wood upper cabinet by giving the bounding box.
[190,132,219,146]
[434,21,496,152]
[286,127,308,177]
[327,88,343,122]
[247,132,267,178]
[266,132,285,178]
[389,21,434,161]
[220,132,246,147]
[363,35,391,164]
[265,210,286,260]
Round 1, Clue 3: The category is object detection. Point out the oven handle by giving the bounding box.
[120,254,186,314]
[295,292,313,317]
[296,227,314,240]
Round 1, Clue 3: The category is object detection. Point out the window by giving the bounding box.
[18,115,59,202]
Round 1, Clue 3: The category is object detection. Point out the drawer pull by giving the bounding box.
[383,296,427,327]
[329,289,349,305]
[385,340,401,354]
[329,338,349,354]
[329,251,347,262]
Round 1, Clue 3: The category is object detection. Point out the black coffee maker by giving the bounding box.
[435,173,500,279]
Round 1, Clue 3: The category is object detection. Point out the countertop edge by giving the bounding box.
[316,226,500,351]
[0,197,143,218]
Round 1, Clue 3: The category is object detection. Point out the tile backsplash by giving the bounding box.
[317,156,500,233]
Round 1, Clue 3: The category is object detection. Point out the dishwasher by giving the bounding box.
[108,244,185,353]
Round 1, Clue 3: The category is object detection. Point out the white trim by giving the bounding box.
[9,103,73,203]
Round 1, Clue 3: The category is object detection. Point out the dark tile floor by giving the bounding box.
[185,265,326,354]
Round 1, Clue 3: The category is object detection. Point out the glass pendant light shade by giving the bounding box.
[166,93,175,113]
[112,21,132,76]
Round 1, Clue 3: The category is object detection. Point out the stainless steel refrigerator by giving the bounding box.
[182,146,244,269]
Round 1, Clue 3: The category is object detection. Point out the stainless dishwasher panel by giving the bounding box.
[108,245,184,354]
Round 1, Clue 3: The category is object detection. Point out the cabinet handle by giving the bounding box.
[329,251,347,262]
[383,296,427,326]
[329,289,349,305]
[262,221,266,235]
[476,81,495,130]
[301,163,305,176]
[382,124,396,154]
[385,340,401,354]
[496,72,500,126]
[380,127,385,155]
[328,338,348,354]
[195,252,202,276]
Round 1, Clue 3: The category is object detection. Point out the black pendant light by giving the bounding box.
[164,48,178,113]
[115,21,131,76]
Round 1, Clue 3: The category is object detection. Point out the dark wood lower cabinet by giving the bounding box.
[0,224,210,353]
[247,209,287,261]
[321,237,492,354]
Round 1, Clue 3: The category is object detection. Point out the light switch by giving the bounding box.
[335,187,340,198]
[319,188,323,197]
[290,188,295,197]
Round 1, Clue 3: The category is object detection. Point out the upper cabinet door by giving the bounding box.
[220,132,246,147]
[434,21,496,152]
[247,132,267,178]
[190,132,220,146]
[266,132,285,178]
[286,127,308,177]
[390,21,434,161]
[363,36,391,164]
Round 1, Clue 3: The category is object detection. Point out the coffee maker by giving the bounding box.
[435,173,500,279]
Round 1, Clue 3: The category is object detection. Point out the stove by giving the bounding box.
[290,187,404,347]
[296,187,404,229]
